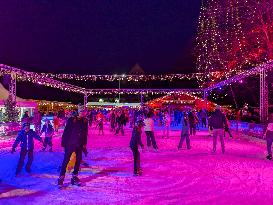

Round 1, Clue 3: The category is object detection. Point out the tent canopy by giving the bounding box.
[0,83,37,108]
[147,93,216,111]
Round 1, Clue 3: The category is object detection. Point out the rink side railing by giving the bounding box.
[0,120,267,139]
[229,120,266,139]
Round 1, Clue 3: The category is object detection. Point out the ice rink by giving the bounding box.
[0,125,273,205]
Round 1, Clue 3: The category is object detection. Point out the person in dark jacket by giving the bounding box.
[188,111,199,136]
[130,120,144,176]
[11,122,43,176]
[115,111,125,136]
[178,113,191,150]
[58,106,88,187]
[210,106,228,153]
[40,119,54,152]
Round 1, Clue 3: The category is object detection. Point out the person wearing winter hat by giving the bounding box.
[11,122,43,176]
[129,119,145,176]
[40,119,54,152]
[58,105,88,187]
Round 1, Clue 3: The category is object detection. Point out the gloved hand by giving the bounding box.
[11,148,15,154]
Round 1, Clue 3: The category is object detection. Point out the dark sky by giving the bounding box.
[0,0,201,75]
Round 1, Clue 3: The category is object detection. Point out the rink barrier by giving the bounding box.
[0,122,21,136]
[229,120,266,139]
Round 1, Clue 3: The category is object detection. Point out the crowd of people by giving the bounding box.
[10,104,273,188]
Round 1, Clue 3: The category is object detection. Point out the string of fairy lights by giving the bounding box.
[0,60,272,96]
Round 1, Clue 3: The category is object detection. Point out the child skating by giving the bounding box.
[11,122,43,176]
[129,120,144,176]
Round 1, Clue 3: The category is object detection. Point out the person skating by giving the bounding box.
[11,122,43,176]
[115,111,125,136]
[129,120,145,176]
[188,110,199,136]
[144,112,158,151]
[210,106,228,154]
[162,110,170,138]
[40,119,54,152]
[53,116,60,132]
[263,114,273,160]
[223,113,233,138]
[57,106,88,187]
[178,113,191,150]
[96,112,104,135]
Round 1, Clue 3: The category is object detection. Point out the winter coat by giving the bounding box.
[12,129,42,150]
[210,110,228,129]
[181,118,190,136]
[41,124,54,137]
[188,112,199,126]
[144,118,154,131]
[61,116,88,149]
[130,127,144,149]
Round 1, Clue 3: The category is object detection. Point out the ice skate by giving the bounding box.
[57,176,65,188]
[266,154,272,160]
[71,175,82,186]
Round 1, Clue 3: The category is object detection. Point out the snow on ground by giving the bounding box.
[0,124,273,205]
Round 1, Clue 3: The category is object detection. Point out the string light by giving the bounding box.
[195,0,273,86]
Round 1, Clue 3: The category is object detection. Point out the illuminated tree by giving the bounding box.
[196,0,273,85]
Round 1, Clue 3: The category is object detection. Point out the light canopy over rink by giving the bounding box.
[0,125,273,205]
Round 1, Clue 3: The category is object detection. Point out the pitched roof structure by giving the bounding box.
[129,63,145,75]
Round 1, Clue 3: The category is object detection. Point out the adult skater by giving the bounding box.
[178,113,190,150]
[40,119,54,152]
[144,112,158,151]
[57,106,88,187]
[130,120,145,176]
[210,106,228,153]
[115,110,125,136]
[162,110,171,138]
[200,109,207,128]
[263,113,273,160]
[188,110,199,136]
[11,122,43,176]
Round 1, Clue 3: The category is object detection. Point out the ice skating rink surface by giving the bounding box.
[0,125,273,205]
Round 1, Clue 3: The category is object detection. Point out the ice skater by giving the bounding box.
[11,122,43,176]
[96,112,104,135]
[264,113,273,160]
[58,106,88,187]
[144,112,158,151]
[40,119,54,152]
[162,110,170,138]
[178,113,191,150]
[210,106,228,154]
[129,120,145,176]
[53,116,60,132]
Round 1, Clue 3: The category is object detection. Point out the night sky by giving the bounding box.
[0,0,201,75]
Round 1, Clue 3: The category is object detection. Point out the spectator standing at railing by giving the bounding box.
[263,114,273,160]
